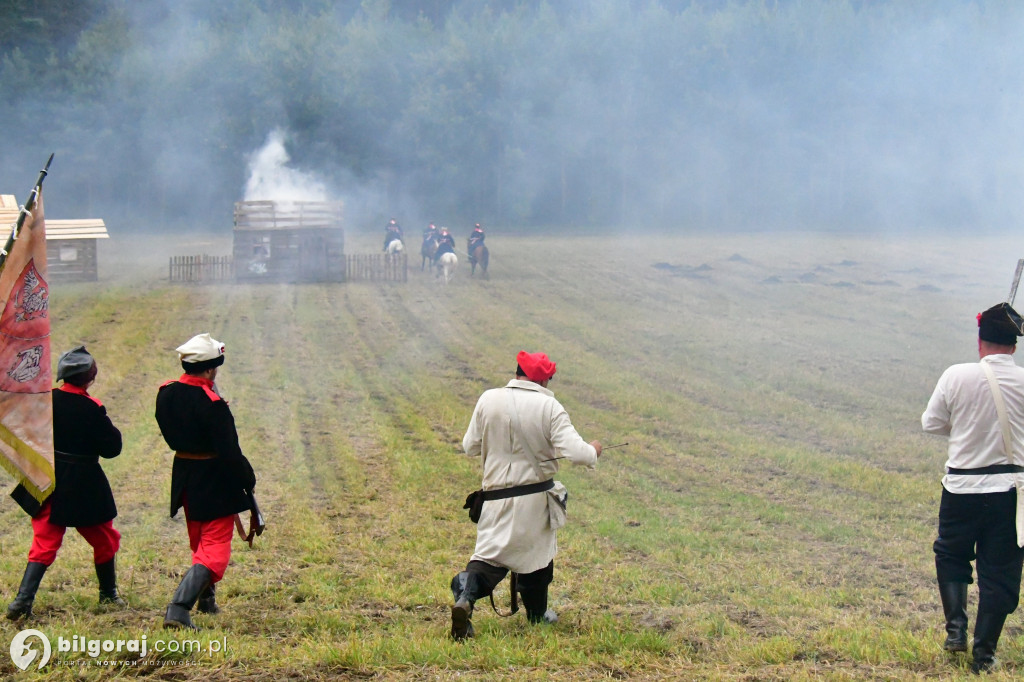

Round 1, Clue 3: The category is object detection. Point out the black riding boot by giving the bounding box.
[970,611,1006,674]
[96,558,127,606]
[519,585,558,625]
[197,582,219,614]
[450,571,488,641]
[6,562,47,620]
[163,564,213,631]
[938,582,968,652]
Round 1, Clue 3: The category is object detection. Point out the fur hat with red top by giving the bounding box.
[516,350,557,383]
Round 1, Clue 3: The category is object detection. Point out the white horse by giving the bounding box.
[438,252,458,284]
[386,238,404,255]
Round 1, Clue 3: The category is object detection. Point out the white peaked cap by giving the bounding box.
[175,333,225,364]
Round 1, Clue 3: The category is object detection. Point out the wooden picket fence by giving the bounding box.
[169,255,234,283]
[169,253,407,283]
[345,253,407,282]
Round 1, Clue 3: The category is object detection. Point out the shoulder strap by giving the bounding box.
[980,359,1015,464]
[505,388,547,482]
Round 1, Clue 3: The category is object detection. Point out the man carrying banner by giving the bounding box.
[7,347,125,620]
[156,333,258,630]
[450,351,601,640]
[923,303,1024,673]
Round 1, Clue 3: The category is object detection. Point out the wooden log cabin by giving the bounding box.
[233,200,345,283]
[0,194,109,282]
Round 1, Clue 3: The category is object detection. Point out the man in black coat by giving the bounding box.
[156,333,257,630]
[434,228,456,265]
[7,346,124,620]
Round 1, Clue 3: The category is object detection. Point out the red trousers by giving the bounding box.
[29,500,120,566]
[184,506,234,583]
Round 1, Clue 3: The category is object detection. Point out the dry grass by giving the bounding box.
[0,228,1019,680]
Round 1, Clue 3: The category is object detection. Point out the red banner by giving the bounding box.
[0,192,54,502]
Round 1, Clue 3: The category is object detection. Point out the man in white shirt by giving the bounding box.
[922,302,1024,673]
[450,351,601,640]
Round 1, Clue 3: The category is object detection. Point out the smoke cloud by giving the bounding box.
[243,130,328,203]
[2,1,1024,234]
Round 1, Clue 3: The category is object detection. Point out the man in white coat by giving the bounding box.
[922,302,1024,673]
[450,350,601,640]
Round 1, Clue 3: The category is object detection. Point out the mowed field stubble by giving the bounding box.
[0,228,1020,681]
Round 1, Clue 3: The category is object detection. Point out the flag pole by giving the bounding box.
[0,153,54,274]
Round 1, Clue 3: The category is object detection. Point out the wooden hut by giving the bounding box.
[0,194,109,282]
[233,200,345,282]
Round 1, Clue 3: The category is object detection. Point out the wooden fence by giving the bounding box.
[345,253,407,282]
[169,253,407,283]
[169,255,234,283]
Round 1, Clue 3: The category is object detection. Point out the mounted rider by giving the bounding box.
[423,223,439,243]
[383,219,404,252]
[434,227,456,263]
[468,223,485,254]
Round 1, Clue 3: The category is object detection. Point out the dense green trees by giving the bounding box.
[1,0,1021,232]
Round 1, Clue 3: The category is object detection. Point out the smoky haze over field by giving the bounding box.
[1,0,1023,235]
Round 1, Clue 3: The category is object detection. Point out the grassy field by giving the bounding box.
[0,228,1021,680]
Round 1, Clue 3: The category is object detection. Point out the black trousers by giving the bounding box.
[934,486,1024,615]
[457,560,553,607]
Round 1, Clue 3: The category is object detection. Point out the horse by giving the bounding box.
[386,238,404,255]
[438,252,458,284]
[420,237,438,271]
[469,243,489,279]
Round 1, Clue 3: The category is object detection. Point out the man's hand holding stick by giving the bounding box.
[541,442,627,463]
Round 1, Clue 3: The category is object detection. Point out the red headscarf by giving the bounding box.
[517,350,557,383]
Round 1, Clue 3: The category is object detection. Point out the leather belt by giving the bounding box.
[174,451,217,460]
[947,464,1024,475]
[54,450,98,464]
[480,479,554,501]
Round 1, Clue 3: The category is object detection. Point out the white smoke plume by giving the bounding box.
[243,129,327,202]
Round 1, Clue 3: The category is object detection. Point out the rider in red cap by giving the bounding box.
[468,223,485,253]
[434,227,456,266]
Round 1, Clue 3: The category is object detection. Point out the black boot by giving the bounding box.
[96,558,127,607]
[938,582,968,652]
[970,611,1007,674]
[163,564,213,631]
[196,582,219,614]
[6,562,47,620]
[519,585,557,625]
[450,572,477,641]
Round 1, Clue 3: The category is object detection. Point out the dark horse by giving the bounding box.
[469,243,489,279]
[421,237,438,271]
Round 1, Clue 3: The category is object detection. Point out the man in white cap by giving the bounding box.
[7,346,124,620]
[155,333,257,630]
[449,350,601,640]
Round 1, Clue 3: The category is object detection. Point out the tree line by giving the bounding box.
[1,0,1020,232]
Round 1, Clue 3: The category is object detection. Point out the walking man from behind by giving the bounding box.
[923,302,1024,673]
[450,350,601,640]
[156,333,257,630]
[7,346,125,619]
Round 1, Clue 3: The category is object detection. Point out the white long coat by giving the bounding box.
[463,379,597,574]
